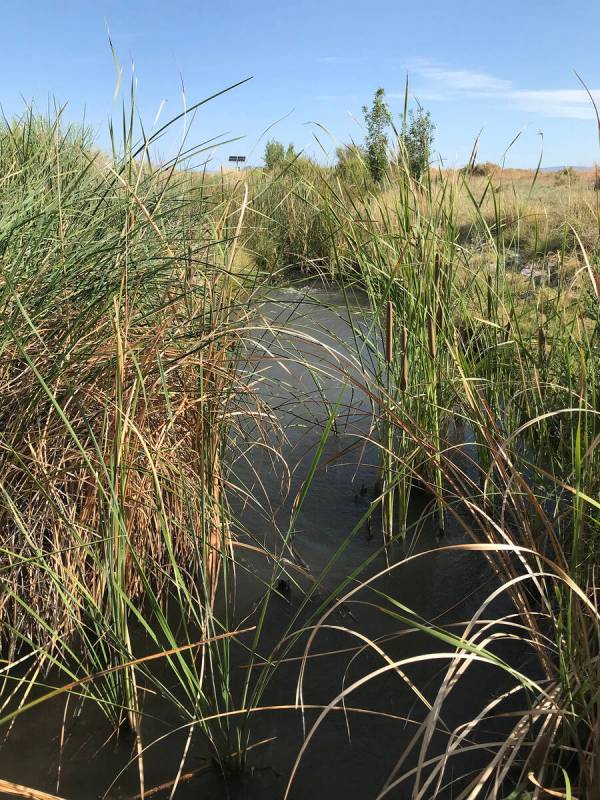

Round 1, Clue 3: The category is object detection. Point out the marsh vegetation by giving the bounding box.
[1,82,600,800]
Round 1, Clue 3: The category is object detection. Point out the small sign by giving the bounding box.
[228,155,246,163]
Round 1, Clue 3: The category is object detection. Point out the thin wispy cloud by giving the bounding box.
[402,58,600,119]
[406,59,511,92]
[389,89,448,103]
[507,89,600,119]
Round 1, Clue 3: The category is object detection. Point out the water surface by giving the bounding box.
[0,287,513,799]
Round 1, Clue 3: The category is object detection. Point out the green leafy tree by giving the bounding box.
[362,88,392,183]
[264,139,298,169]
[400,107,436,180]
[264,139,285,169]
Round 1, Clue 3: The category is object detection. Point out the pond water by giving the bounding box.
[0,287,520,799]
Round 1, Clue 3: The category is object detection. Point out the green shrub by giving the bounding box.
[460,161,499,177]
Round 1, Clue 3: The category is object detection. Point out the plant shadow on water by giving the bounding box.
[0,288,528,799]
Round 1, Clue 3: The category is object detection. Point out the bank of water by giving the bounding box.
[0,287,520,799]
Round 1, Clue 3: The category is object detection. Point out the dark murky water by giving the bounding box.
[0,288,519,799]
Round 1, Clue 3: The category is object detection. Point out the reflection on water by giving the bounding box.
[0,287,509,800]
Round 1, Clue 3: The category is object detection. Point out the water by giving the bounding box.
[0,287,518,799]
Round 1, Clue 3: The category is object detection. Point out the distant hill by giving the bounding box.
[539,165,593,173]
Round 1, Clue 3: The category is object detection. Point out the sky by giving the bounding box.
[2,0,600,168]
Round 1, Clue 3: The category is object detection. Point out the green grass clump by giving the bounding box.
[0,99,272,781]
[2,85,600,800]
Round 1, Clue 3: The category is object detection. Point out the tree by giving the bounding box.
[264,139,285,169]
[362,88,392,183]
[400,107,435,181]
[264,139,297,169]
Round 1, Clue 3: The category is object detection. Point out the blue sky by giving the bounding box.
[2,0,600,168]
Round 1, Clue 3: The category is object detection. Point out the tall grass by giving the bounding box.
[2,87,600,799]
[0,92,280,790]
[278,154,600,797]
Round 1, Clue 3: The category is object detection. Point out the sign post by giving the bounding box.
[228,155,246,171]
